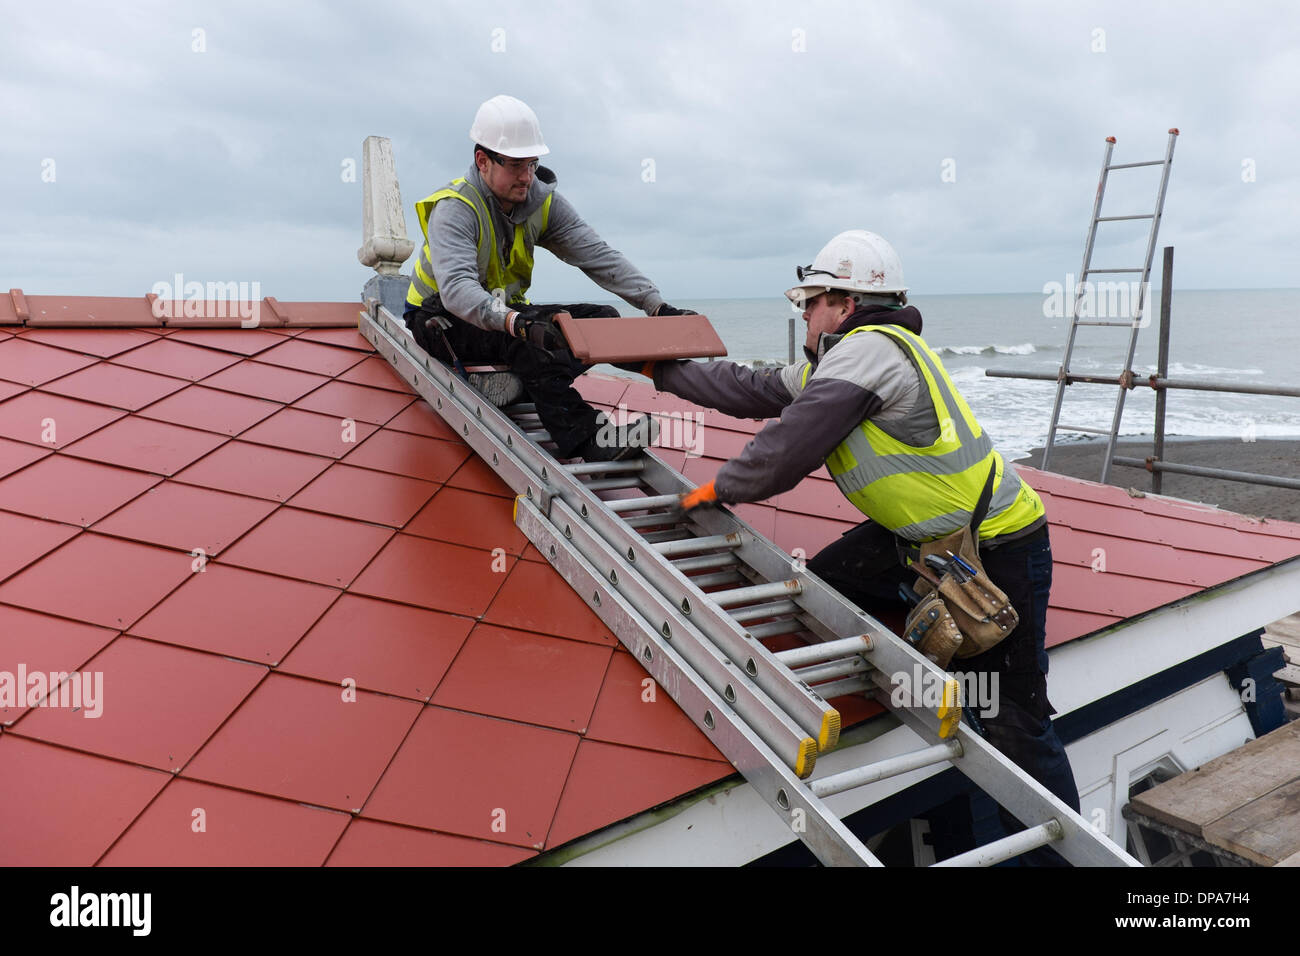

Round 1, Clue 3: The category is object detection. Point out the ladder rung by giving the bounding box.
[710,579,802,609]
[501,403,537,415]
[582,476,647,491]
[608,493,681,514]
[1106,159,1165,169]
[1074,320,1138,327]
[1083,268,1144,274]
[623,513,681,529]
[670,552,741,573]
[808,675,873,699]
[1056,423,1111,435]
[652,533,744,557]
[1096,214,1154,221]
[811,740,963,798]
[775,636,872,668]
[744,618,808,640]
[729,599,801,623]
[565,459,647,475]
[793,656,870,685]
[932,820,1062,867]
[686,570,747,589]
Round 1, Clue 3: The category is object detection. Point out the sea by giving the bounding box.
[622,289,1300,464]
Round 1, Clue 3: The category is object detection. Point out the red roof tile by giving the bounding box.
[0,512,80,585]
[18,326,159,358]
[288,462,439,528]
[238,407,378,459]
[195,358,329,404]
[109,337,243,381]
[39,361,189,411]
[482,559,618,647]
[337,355,417,393]
[404,485,529,553]
[137,383,280,435]
[255,339,368,377]
[0,456,159,525]
[0,390,126,448]
[0,338,98,385]
[290,379,414,425]
[339,428,470,484]
[350,534,513,617]
[0,605,117,725]
[325,818,535,867]
[172,440,332,502]
[62,415,227,475]
[99,778,351,867]
[168,328,285,356]
[0,436,50,478]
[219,507,394,588]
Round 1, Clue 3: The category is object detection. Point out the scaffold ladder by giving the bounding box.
[359,300,1138,868]
[1041,129,1179,482]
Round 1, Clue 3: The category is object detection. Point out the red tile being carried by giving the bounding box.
[360,706,579,848]
[62,416,227,476]
[254,339,367,377]
[337,355,416,393]
[291,380,414,425]
[129,563,338,664]
[168,328,284,356]
[137,384,280,436]
[0,456,159,526]
[0,736,170,866]
[482,559,616,646]
[172,440,332,502]
[0,512,80,585]
[432,623,613,733]
[19,327,159,358]
[0,436,49,479]
[219,507,394,588]
[109,338,243,381]
[340,429,470,484]
[0,338,97,386]
[238,407,378,459]
[0,533,193,629]
[404,485,528,553]
[0,605,117,725]
[287,462,439,528]
[350,534,511,618]
[92,481,276,556]
[197,359,329,404]
[99,778,351,866]
[183,672,422,812]
[585,650,727,762]
[10,636,266,773]
[0,391,126,448]
[545,739,732,848]
[326,818,534,867]
[277,593,474,701]
[39,362,188,411]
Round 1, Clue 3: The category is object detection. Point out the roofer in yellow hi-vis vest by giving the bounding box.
[405,94,693,462]
[636,230,1079,865]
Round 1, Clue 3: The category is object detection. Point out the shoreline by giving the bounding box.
[1016,436,1300,524]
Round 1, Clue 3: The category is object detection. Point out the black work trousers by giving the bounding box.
[807,519,1082,865]
[405,303,617,458]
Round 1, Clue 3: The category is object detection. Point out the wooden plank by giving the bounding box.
[1129,720,1300,836]
[1275,849,1300,866]
[1202,778,1300,866]
[1273,664,1300,687]
[1265,612,1300,646]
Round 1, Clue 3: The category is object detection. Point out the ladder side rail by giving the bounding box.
[515,496,883,866]
[1042,137,1117,472]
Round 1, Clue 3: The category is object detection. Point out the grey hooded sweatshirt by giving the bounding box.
[652,305,945,505]
[424,163,666,332]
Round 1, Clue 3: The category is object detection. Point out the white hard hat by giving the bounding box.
[470,94,550,158]
[785,230,907,304]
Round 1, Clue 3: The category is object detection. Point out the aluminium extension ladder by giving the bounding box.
[359,301,1138,867]
[1041,129,1179,483]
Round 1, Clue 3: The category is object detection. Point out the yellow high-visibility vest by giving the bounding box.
[799,323,1045,542]
[406,178,553,311]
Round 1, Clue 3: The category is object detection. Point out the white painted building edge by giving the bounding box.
[556,556,1300,866]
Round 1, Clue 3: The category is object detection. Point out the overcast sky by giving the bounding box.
[3,0,1297,305]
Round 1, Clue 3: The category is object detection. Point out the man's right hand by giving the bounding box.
[509,307,569,352]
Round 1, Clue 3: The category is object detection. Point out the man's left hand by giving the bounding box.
[679,480,718,512]
[655,304,698,316]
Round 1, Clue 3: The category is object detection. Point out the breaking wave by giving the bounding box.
[935,343,1041,356]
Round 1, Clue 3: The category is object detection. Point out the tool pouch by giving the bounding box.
[913,525,1018,658]
[903,591,963,669]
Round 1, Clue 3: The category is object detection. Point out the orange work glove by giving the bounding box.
[679,480,719,512]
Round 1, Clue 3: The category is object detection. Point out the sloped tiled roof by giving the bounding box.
[0,303,733,866]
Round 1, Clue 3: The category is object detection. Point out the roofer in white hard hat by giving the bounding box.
[404,94,691,461]
[633,230,1079,864]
